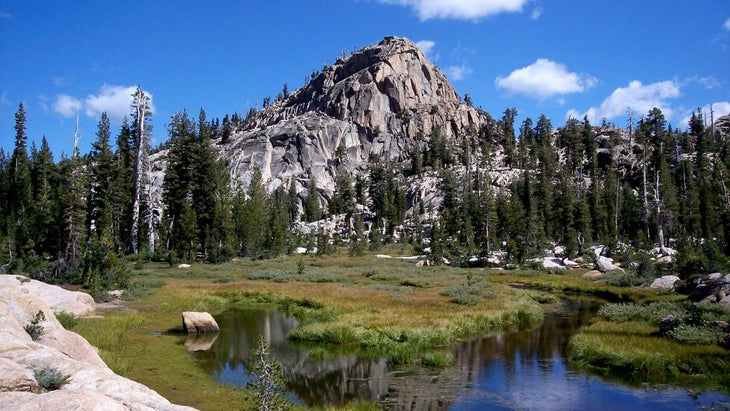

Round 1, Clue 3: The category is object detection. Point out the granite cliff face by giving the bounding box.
[219,36,489,200]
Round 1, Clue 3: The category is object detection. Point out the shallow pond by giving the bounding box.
[190,300,729,410]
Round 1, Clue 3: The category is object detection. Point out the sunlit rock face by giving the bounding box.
[215,36,490,201]
[0,275,196,410]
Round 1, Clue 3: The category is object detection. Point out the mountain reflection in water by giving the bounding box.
[192,301,730,410]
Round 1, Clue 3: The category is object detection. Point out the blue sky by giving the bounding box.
[1,1,729,157]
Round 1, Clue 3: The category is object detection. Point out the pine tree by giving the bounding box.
[267,186,292,257]
[304,178,321,222]
[30,137,58,256]
[88,113,115,239]
[7,103,34,268]
[518,117,534,169]
[163,111,196,257]
[59,122,88,281]
[234,168,269,258]
[500,108,517,168]
[111,118,135,253]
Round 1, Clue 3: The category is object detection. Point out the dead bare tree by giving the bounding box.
[129,86,151,254]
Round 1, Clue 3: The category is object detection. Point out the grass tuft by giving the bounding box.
[33,366,71,391]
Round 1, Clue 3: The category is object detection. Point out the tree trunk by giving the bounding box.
[130,87,148,255]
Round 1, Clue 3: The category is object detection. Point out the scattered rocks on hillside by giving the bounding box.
[650,275,681,291]
[582,270,603,279]
[182,311,220,333]
[595,256,624,273]
[687,273,730,304]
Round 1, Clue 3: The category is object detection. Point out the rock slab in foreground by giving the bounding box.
[0,275,196,411]
[0,275,95,317]
[182,311,220,333]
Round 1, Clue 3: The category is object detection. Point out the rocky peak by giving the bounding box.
[249,36,484,144]
[218,36,490,202]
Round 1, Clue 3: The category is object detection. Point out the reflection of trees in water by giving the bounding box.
[453,299,598,387]
[193,300,598,410]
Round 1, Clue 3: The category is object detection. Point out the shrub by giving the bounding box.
[33,366,71,391]
[421,351,454,368]
[668,324,726,345]
[440,279,492,305]
[602,271,648,287]
[24,310,45,341]
[250,336,290,411]
[55,311,78,330]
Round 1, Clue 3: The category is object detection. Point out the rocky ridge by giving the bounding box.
[0,275,195,411]
[218,36,489,199]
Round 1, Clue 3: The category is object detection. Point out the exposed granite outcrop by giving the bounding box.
[0,275,196,410]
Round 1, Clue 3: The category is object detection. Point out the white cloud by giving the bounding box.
[50,85,154,123]
[530,5,542,20]
[85,85,154,121]
[446,65,473,81]
[678,102,730,130]
[53,95,83,118]
[495,58,596,99]
[724,17,730,31]
[686,75,720,90]
[379,0,528,20]
[415,40,436,57]
[568,80,681,124]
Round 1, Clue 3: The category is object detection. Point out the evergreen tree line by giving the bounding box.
[2,99,729,287]
[0,100,307,288]
[419,107,730,274]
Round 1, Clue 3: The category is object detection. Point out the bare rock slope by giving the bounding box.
[0,275,196,411]
[221,36,489,199]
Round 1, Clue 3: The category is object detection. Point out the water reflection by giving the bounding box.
[192,301,730,410]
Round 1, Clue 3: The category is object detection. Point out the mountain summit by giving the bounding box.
[220,36,488,198]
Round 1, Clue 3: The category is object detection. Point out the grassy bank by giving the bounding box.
[566,300,730,390]
[72,251,549,410]
[72,251,730,408]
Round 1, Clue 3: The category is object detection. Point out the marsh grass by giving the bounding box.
[74,313,147,375]
[72,255,557,409]
[55,311,78,329]
[488,270,674,302]
[422,351,454,368]
[567,320,730,386]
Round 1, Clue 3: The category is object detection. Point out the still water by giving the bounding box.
[190,300,729,410]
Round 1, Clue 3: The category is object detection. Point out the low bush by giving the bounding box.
[33,366,71,390]
[598,301,729,347]
[668,324,726,345]
[422,351,454,368]
[440,279,492,305]
[602,271,650,287]
[55,311,78,330]
[24,310,45,341]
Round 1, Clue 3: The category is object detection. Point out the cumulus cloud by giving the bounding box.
[678,102,730,130]
[495,59,596,100]
[379,0,528,20]
[446,65,473,81]
[567,80,681,124]
[52,85,155,123]
[53,95,83,118]
[724,17,730,31]
[415,40,436,58]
